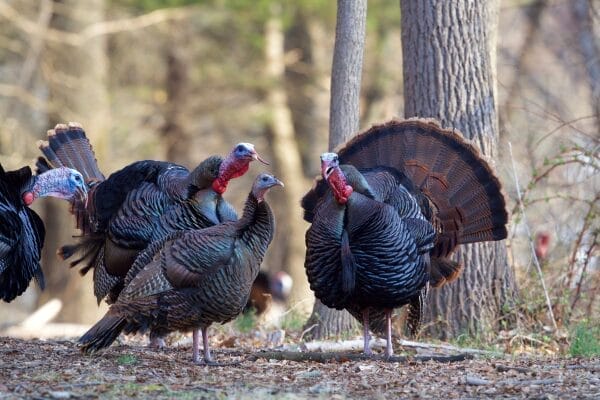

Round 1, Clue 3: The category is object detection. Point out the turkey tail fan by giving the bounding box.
[35,157,52,174]
[40,122,104,182]
[336,118,508,257]
[78,311,127,353]
[429,257,463,288]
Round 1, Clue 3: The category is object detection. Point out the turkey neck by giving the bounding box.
[236,193,274,257]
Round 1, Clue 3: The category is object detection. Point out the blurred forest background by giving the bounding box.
[0,0,598,351]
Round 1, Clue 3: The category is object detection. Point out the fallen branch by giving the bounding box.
[248,350,472,364]
[466,376,560,386]
[396,339,500,356]
[465,375,491,386]
[494,364,533,374]
[285,338,386,353]
[283,338,500,356]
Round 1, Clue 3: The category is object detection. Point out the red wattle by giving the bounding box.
[329,170,353,204]
[229,163,250,179]
[22,192,34,206]
[211,178,228,195]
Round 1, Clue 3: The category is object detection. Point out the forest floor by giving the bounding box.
[1,334,599,399]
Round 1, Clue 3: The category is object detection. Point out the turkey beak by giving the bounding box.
[321,161,334,180]
[252,151,270,166]
[273,178,284,187]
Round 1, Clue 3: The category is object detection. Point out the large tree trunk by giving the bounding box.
[303,0,367,340]
[264,6,313,312]
[400,0,518,339]
[38,0,110,323]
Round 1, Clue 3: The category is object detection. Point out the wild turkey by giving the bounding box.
[245,270,292,316]
[37,123,268,310]
[0,163,87,302]
[78,173,283,364]
[302,119,508,357]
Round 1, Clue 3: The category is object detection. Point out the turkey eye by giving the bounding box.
[262,176,268,182]
[236,145,245,153]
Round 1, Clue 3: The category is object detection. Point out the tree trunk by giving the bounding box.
[160,23,189,163]
[304,0,367,340]
[499,0,548,141]
[264,6,313,312]
[572,0,600,136]
[38,0,110,323]
[400,0,518,339]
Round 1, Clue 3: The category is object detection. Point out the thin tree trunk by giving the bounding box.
[572,0,600,137]
[304,0,367,340]
[0,0,52,156]
[38,0,110,323]
[400,0,518,339]
[264,6,313,312]
[160,23,189,162]
[499,0,549,141]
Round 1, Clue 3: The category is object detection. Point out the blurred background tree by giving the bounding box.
[0,0,597,347]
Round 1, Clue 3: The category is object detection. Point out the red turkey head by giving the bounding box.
[212,143,269,194]
[321,152,353,204]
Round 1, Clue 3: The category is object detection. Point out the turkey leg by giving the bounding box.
[362,309,372,356]
[384,308,393,358]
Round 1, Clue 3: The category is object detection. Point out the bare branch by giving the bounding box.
[0,2,195,47]
[0,83,50,113]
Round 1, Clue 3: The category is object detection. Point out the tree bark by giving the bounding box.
[38,0,110,323]
[304,0,367,340]
[160,23,189,163]
[572,0,600,137]
[264,6,313,312]
[400,0,517,339]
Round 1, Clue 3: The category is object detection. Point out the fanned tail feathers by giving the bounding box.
[335,119,508,285]
[38,122,104,181]
[429,257,463,288]
[38,122,104,233]
[336,119,508,250]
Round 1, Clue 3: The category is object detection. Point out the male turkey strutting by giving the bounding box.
[0,163,87,302]
[36,123,268,317]
[78,173,283,364]
[302,119,508,358]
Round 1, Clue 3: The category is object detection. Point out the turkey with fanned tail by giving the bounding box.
[78,173,283,364]
[302,119,508,358]
[0,163,87,302]
[36,123,268,312]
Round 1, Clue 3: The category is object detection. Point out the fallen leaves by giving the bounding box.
[0,336,598,399]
